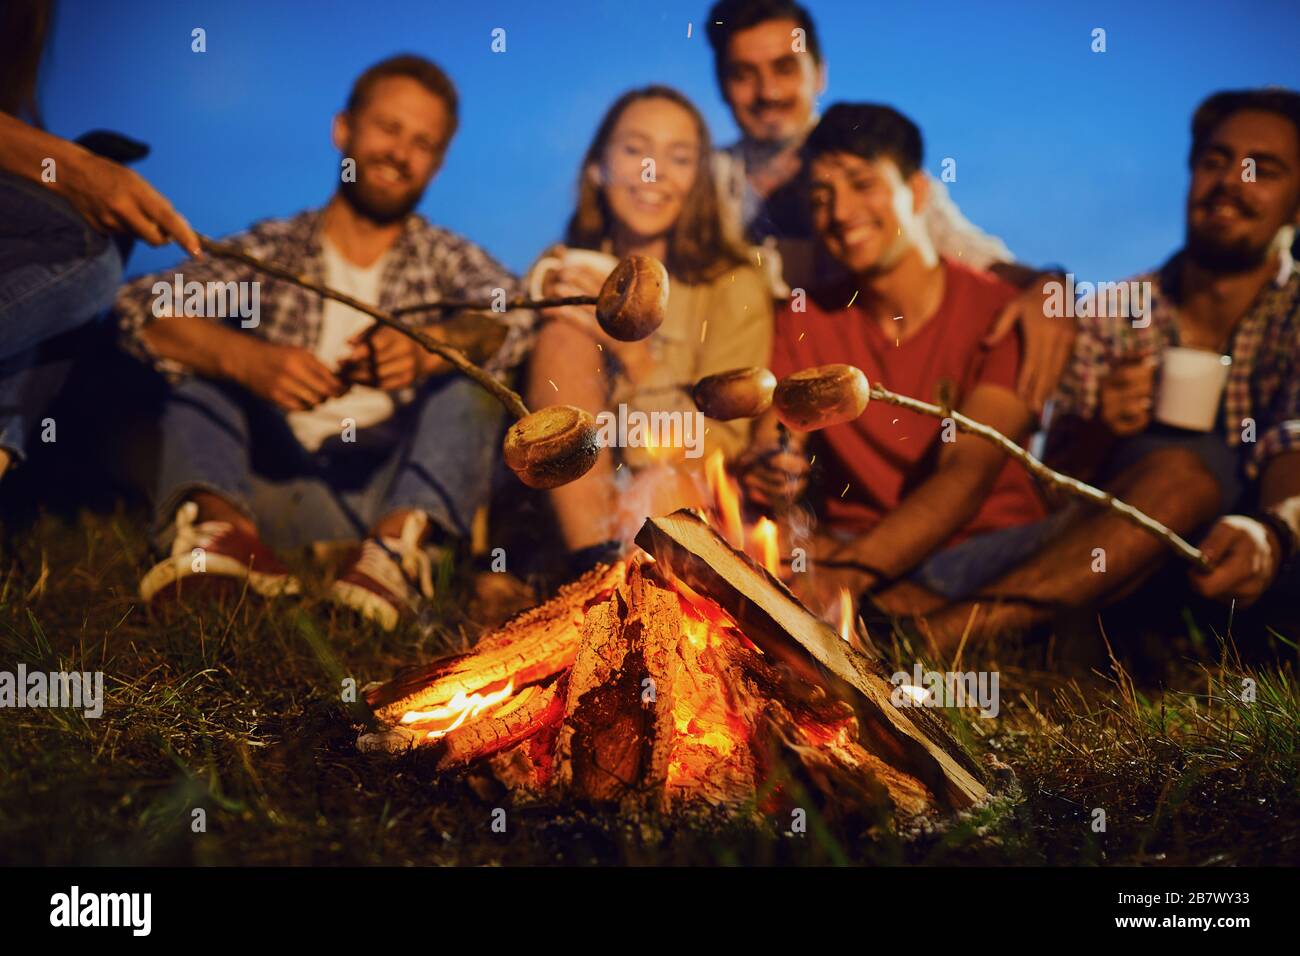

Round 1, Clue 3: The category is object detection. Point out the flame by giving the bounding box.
[705,449,745,548]
[838,587,855,643]
[401,680,515,739]
[750,517,779,576]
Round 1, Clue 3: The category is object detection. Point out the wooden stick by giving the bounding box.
[869,383,1209,569]
[393,295,595,317]
[198,234,530,420]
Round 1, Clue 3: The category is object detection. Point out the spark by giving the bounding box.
[840,482,850,497]
[687,21,693,37]
[548,378,558,392]
[798,331,805,342]
[847,289,859,308]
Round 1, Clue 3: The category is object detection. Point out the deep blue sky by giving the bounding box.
[37,0,1300,283]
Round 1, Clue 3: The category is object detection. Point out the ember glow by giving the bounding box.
[401,680,516,739]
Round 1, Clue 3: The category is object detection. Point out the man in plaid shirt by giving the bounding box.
[920,89,1300,647]
[114,55,529,630]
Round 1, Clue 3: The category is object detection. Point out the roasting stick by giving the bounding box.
[865,383,1208,569]
[198,235,669,488]
[694,364,1208,569]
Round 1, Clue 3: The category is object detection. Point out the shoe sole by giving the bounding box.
[140,553,301,604]
[330,579,401,631]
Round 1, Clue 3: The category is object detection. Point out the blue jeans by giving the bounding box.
[0,172,124,461]
[153,374,505,551]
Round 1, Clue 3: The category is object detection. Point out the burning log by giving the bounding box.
[359,513,995,823]
[636,509,988,808]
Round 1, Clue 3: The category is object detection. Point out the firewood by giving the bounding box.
[554,564,682,806]
[365,562,625,723]
[636,509,988,809]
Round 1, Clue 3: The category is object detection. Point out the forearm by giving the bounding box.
[849,465,990,579]
[140,317,255,383]
[0,113,83,187]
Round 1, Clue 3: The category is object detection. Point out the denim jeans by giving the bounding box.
[152,373,505,551]
[0,171,124,461]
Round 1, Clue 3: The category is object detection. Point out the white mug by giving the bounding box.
[528,248,619,301]
[1154,346,1232,432]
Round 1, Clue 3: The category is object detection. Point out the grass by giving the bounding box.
[2,500,1298,866]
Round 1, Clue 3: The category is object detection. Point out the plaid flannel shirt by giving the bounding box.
[115,208,531,382]
[1054,252,1300,479]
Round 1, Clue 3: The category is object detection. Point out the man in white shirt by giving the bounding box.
[705,0,1075,411]
[115,55,525,630]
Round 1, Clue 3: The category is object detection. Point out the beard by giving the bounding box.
[1184,223,1272,274]
[338,167,424,226]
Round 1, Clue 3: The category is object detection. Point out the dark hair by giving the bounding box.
[0,0,55,124]
[1189,88,1300,165]
[706,0,822,79]
[802,103,923,178]
[345,54,459,142]
[565,85,749,285]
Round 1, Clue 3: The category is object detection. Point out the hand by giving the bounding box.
[1190,515,1282,606]
[58,149,201,256]
[340,325,432,391]
[544,260,653,380]
[1098,354,1158,436]
[740,445,811,507]
[984,276,1077,413]
[234,340,345,412]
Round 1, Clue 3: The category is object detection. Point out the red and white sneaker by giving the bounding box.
[330,511,435,630]
[140,501,302,603]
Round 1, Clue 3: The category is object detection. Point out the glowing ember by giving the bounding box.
[401,680,516,739]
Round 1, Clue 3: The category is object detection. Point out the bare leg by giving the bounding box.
[922,447,1224,650]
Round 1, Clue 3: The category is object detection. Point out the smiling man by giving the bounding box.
[743,103,1049,619]
[920,88,1300,646]
[114,54,528,630]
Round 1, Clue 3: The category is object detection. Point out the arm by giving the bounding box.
[141,316,343,412]
[0,112,199,255]
[829,383,1036,581]
[1192,450,1300,605]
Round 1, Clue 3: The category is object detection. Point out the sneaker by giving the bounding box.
[140,501,302,603]
[330,511,436,630]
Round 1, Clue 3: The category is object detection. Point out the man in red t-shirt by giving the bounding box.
[742,103,1055,617]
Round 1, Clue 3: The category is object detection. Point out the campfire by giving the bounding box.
[359,497,989,824]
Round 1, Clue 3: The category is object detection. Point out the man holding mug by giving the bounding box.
[921,88,1300,646]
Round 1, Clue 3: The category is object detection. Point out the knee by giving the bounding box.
[1127,446,1224,519]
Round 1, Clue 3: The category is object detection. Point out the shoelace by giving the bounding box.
[352,512,435,608]
[172,500,234,556]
